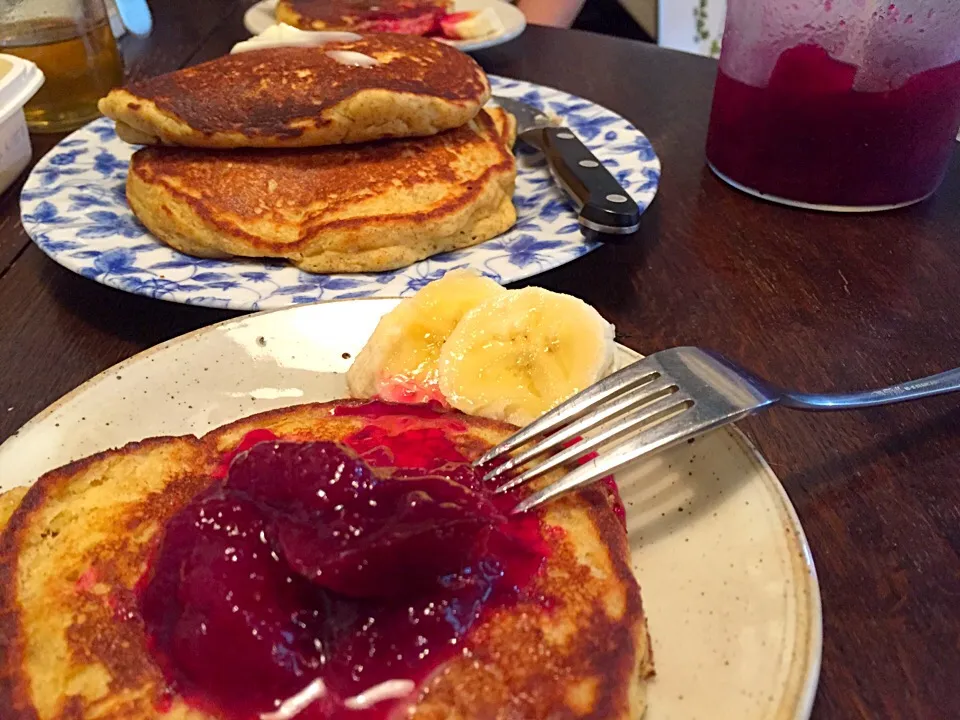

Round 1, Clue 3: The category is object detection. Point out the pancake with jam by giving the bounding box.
[0,400,653,719]
[97,34,489,148]
[125,107,517,273]
[277,0,451,34]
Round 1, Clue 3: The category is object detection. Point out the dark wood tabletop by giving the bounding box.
[1,2,958,717]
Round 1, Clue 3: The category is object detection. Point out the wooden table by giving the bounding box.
[1,3,958,717]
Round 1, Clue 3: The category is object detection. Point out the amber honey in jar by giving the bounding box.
[0,1,123,133]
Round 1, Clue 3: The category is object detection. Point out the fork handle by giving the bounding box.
[779,367,960,410]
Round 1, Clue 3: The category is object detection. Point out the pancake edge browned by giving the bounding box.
[102,87,487,149]
[98,38,490,149]
[0,400,652,719]
[125,109,518,274]
[0,436,208,720]
[0,487,28,529]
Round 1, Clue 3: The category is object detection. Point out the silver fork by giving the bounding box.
[476,347,960,514]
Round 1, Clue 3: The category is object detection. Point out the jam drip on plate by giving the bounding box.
[138,402,547,720]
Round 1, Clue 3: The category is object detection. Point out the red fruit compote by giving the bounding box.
[136,402,550,720]
[706,2,960,210]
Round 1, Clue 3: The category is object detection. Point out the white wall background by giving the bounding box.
[654,3,959,140]
[658,0,726,57]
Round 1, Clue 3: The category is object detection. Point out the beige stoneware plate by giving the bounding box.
[0,298,822,719]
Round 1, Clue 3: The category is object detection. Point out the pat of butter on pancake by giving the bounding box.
[326,50,379,67]
[231,23,362,54]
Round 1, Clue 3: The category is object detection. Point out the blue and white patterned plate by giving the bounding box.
[21,76,660,311]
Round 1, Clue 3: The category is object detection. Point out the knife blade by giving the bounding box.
[493,95,640,237]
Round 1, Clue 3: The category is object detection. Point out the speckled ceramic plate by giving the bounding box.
[244,0,527,53]
[0,299,821,719]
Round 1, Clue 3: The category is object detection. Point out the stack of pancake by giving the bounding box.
[98,33,517,273]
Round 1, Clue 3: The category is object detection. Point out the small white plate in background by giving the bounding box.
[243,0,526,53]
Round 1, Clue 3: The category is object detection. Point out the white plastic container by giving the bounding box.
[0,54,44,196]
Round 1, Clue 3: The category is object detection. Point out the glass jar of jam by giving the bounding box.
[706,1,960,211]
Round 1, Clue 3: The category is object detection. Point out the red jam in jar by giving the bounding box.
[707,43,960,208]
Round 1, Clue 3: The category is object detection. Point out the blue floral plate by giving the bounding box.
[20,76,660,311]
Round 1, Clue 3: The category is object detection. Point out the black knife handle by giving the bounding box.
[539,126,641,236]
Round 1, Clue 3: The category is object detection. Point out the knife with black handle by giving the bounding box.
[493,96,641,237]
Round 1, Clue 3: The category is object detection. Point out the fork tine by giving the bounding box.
[512,406,699,514]
[482,374,678,483]
[494,392,690,494]
[474,358,661,468]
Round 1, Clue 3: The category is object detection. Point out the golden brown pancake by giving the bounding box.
[277,0,450,32]
[0,487,28,529]
[98,35,490,149]
[0,400,653,719]
[125,107,518,273]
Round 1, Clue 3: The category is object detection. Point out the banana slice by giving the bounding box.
[347,269,505,403]
[438,287,615,427]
